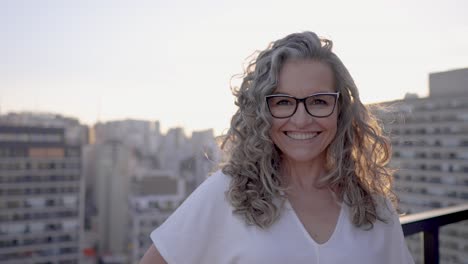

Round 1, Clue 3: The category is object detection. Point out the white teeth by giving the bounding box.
[286,132,319,140]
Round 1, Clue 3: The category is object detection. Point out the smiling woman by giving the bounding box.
[139,31,414,264]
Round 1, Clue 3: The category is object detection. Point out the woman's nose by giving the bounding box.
[289,102,313,126]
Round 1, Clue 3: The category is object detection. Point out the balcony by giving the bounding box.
[401,203,468,264]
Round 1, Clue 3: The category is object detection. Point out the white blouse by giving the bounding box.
[151,170,414,264]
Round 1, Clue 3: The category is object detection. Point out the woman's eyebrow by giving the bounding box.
[270,91,336,96]
[270,92,291,95]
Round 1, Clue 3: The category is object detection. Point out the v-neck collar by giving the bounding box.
[285,199,344,247]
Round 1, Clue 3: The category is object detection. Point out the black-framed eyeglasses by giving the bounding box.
[265,92,340,118]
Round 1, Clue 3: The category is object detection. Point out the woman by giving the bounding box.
[140,31,414,264]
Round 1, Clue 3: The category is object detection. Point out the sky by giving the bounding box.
[1,0,468,136]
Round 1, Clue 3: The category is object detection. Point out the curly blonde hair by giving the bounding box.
[220,31,396,229]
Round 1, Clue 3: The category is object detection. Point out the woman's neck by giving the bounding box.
[281,154,328,193]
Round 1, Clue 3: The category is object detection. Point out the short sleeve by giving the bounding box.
[150,171,232,264]
[377,197,415,264]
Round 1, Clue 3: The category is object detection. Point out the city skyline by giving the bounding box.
[2,0,468,135]
[2,68,468,263]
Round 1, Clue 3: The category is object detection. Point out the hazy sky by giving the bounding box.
[2,0,468,135]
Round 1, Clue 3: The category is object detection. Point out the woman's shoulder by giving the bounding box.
[206,169,232,185]
[372,194,400,225]
[177,170,232,212]
[196,170,232,196]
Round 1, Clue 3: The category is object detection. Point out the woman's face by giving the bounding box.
[269,60,338,165]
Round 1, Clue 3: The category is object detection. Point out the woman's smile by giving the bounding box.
[284,131,321,140]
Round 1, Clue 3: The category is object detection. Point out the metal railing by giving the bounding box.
[400,203,468,264]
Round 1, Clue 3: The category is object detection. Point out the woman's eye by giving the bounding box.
[277,99,292,105]
[312,99,327,105]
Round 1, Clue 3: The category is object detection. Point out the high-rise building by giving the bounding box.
[378,68,468,263]
[85,119,162,263]
[0,126,84,264]
[82,142,136,263]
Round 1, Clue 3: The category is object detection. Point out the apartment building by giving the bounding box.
[378,68,468,264]
[128,169,186,264]
[0,126,84,264]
